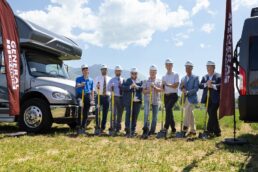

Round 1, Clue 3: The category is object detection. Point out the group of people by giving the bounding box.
[75,59,221,138]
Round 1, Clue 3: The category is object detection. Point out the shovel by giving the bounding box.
[198,89,210,140]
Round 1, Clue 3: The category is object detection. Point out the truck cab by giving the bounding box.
[0,16,82,132]
[237,7,258,122]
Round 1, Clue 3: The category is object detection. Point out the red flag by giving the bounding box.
[219,0,235,118]
[0,0,20,116]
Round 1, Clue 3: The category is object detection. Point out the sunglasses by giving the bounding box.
[131,72,137,75]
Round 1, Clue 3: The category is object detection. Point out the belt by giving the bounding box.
[165,93,177,96]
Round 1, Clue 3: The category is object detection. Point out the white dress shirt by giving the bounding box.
[94,75,111,96]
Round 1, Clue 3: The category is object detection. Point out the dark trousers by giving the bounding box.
[113,96,124,131]
[207,102,221,134]
[95,95,110,130]
[125,102,141,133]
[77,94,91,128]
[164,93,178,131]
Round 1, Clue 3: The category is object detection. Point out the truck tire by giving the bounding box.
[19,98,53,133]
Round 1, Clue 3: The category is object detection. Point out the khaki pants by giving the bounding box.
[183,99,196,133]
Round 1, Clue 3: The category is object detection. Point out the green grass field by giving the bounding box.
[1,110,258,171]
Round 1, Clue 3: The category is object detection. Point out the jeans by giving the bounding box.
[77,94,91,128]
[113,96,124,131]
[164,93,178,131]
[95,95,110,130]
[125,102,141,133]
[143,101,159,133]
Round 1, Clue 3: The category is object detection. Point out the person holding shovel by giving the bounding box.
[94,64,111,134]
[162,59,179,136]
[199,61,221,137]
[142,65,162,137]
[180,61,199,137]
[122,68,143,137]
[75,64,94,133]
[107,65,125,134]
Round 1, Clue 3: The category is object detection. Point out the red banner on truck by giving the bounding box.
[219,0,235,118]
[0,0,20,116]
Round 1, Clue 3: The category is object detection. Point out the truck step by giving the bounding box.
[0,117,15,122]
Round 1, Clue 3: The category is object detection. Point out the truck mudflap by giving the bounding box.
[239,95,258,122]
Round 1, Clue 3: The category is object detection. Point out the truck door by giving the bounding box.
[0,51,8,105]
[248,36,258,95]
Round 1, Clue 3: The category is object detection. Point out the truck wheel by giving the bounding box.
[19,98,53,133]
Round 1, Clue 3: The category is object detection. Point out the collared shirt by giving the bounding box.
[107,76,124,96]
[142,78,162,105]
[94,75,111,96]
[162,72,179,94]
[203,74,217,90]
[75,76,94,95]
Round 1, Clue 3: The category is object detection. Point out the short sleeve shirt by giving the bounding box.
[76,76,94,95]
[162,72,179,94]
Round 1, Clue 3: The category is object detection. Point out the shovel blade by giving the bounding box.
[156,130,167,139]
[175,132,186,138]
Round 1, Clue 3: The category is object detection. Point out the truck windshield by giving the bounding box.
[26,52,69,79]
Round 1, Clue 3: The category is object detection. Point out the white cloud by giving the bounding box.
[172,29,194,47]
[200,43,211,48]
[192,0,210,15]
[18,0,191,50]
[233,0,258,11]
[175,41,184,47]
[201,23,215,33]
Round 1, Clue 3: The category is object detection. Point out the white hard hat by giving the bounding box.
[185,61,194,67]
[206,61,215,66]
[81,64,88,69]
[165,58,173,64]
[115,65,122,71]
[149,65,157,71]
[130,67,138,73]
[101,64,108,69]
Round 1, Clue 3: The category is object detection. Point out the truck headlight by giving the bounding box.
[52,92,72,101]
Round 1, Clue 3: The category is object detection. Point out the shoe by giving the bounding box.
[214,133,221,137]
[172,128,177,134]
[183,126,188,131]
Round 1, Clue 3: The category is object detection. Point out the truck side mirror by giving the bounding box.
[64,64,69,72]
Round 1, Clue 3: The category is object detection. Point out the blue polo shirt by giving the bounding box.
[76,76,94,95]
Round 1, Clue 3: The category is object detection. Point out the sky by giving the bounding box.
[7,0,258,78]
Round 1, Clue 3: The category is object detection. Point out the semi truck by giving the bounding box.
[235,7,258,122]
[0,16,90,133]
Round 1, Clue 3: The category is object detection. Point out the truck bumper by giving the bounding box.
[239,95,258,122]
[50,105,95,121]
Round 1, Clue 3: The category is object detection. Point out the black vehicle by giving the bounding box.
[235,7,258,122]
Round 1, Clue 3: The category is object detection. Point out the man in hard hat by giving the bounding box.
[94,65,111,134]
[142,65,162,136]
[122,67,143,137]
[75,65,94,132]
[199,61,221,137]
[162,59,179,135]
[180,61,199,136]
[107,65,125,133]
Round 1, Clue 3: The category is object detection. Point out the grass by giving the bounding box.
[0,109,258,171]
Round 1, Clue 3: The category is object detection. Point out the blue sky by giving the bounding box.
[7,0,258,78]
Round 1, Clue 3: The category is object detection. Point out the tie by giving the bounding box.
[118,77,122,96]
[103,76,106,95]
